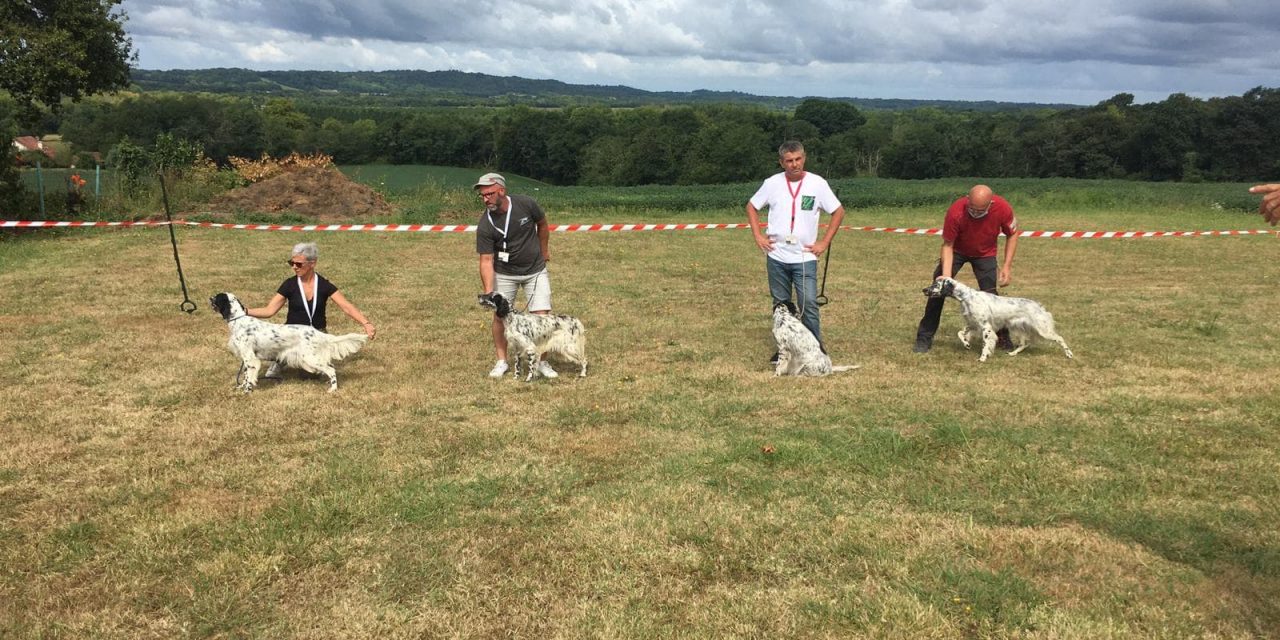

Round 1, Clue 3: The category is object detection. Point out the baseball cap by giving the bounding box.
[474,172,506,189]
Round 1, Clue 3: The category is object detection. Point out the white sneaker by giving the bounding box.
[487,360,509,378]
[537,361,558,379]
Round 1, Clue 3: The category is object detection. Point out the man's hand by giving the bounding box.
[754,234,775,253]
[805,239,830,256]
[1249,184,1280,226]
[998,266,1012,287]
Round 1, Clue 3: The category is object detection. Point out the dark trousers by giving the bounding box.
[915,255,1010,344]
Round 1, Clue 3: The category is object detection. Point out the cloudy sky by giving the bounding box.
[120,0,1280,105]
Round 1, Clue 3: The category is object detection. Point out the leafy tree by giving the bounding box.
[794,98,866,137]
[0,0,135,123]
[261,98,313,156]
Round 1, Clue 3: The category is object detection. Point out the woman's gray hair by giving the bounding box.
[291,242,319,262]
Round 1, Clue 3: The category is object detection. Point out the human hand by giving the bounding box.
[998,267,1012,287]
[1249,184,1280,226]
[363,322,377,340]
[754,234,775,253]
[806,239,829,256]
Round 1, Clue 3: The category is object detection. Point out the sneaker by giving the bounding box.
[769,352,780,364]
[487,360,509,378]
[912,338,932,354]
[537,361,559,379]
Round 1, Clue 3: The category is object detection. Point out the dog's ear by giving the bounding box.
[210,293,232,320]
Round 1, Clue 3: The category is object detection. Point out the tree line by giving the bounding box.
[7,87,1280,186]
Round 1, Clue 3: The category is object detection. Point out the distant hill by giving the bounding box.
[129,68,1080,112]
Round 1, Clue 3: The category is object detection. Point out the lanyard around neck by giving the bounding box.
[298,275,318,326]
[787,176,806,233]
[487,198,512,249]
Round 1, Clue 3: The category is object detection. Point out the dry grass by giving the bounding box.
[1,205,1278,638]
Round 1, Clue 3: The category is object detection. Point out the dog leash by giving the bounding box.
[815,242,832,307]
[815,187,840,307]
[159,174,198,314]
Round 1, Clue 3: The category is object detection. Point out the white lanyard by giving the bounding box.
[787,176,806,234]
[487,197,512,251]
[298,275,318,326]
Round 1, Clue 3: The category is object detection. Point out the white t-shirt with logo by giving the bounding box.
[749,171,842,264]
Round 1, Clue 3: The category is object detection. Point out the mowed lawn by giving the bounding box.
[1,203,1278,638]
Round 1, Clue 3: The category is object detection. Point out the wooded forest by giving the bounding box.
[7,85,1280,186]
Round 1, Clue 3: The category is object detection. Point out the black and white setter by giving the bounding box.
[771,301,860,377]
[922,278,1073,361]
[210,292,368,392]
[478,292,587,381]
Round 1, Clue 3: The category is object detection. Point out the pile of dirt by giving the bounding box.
[202,166,396,221]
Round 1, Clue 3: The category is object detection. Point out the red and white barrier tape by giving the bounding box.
[3,219,1277,237]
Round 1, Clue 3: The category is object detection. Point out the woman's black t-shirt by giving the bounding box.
[277,275,338,330]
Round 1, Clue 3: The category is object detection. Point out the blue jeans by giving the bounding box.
[766,257,821,344]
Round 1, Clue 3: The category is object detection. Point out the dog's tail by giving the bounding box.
[320,333,369,362]
[830,364,861,373]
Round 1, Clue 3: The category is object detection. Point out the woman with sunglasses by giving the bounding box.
[246,242,377,343]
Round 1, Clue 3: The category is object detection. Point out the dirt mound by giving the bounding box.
[203,166,395,221]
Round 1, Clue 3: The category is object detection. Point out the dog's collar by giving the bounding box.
[226,314,249,322]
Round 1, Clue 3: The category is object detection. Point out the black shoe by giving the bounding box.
[912,338,931,353]
[769,352,779,364]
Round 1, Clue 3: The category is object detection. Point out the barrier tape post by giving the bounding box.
[158,175,198,314]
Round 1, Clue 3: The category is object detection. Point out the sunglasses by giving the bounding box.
[287,260,311,268]
[966,204,992,218]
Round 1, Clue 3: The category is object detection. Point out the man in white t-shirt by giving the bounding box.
[745,141,846,363]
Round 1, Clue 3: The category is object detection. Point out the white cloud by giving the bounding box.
[120,0,1280,103]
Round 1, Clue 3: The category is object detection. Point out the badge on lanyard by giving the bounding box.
[498,251,510,263]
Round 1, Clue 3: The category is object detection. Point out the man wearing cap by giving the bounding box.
[474,172,556,378]
[912,184,1019,354]
[745,140,846,362]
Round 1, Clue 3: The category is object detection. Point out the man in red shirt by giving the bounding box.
[913,184,1019,353]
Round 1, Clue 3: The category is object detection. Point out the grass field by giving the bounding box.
[2,192,1279,637]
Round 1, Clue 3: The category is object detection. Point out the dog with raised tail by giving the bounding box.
[210,292,368,393]
[478,292,587,381]
[922,277,1073,362]
[772,301,860,377]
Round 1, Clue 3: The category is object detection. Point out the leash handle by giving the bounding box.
[815,246,832,306]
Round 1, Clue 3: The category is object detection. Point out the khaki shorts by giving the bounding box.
[495,269,552,313]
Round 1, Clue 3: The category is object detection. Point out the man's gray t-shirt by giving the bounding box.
[475,194,546,276]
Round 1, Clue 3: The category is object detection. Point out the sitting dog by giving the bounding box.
[771,301,860,377]
[922,278,1073,362]
[477,292,587,381]
[210,292,368,392]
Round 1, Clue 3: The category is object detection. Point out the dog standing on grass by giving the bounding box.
[772,301,860,377]
[922,277,1073,362]
[478,292,587,381]
[210,292,368,392]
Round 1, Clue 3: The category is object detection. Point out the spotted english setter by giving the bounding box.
[771,301,860,377]
[478,292,587,381]
[210,292,368,392]
[922,277,1073,362]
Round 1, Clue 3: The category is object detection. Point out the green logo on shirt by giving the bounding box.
[801,196,815,211]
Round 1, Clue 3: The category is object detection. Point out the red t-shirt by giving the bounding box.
[942,195,1017,258]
